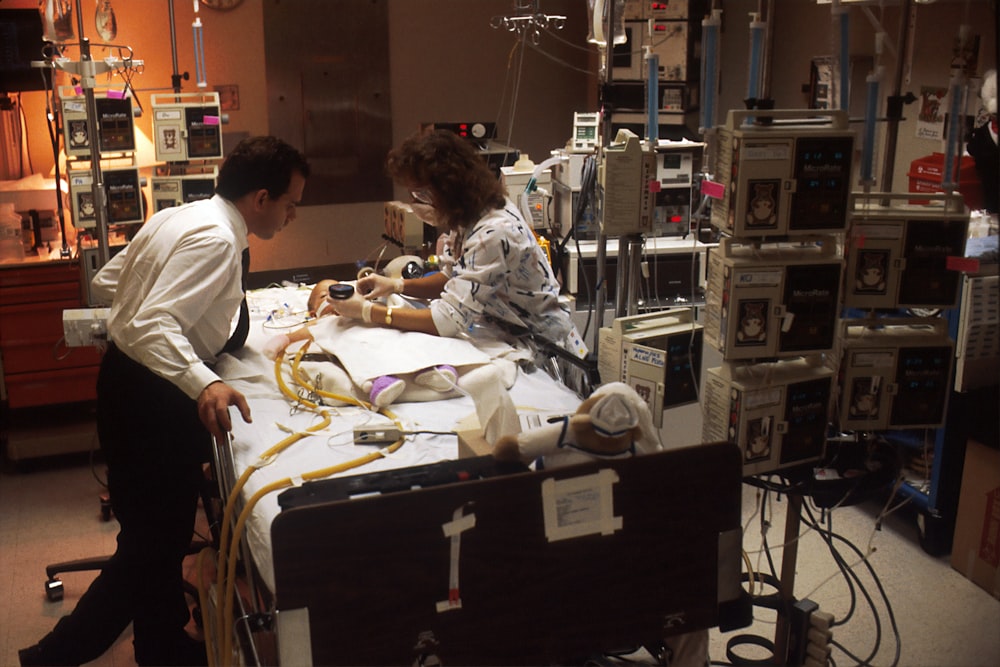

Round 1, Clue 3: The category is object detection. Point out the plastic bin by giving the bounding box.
[908,152,983,209]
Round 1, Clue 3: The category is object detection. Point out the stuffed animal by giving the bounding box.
[493,382,662,469]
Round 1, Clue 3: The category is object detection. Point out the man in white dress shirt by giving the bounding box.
[19,136,309,667]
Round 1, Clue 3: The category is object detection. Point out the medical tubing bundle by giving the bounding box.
[206,341,406,667]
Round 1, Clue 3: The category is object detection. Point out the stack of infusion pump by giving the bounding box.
[831,192,968,432]
[63,87,144,229]
[149,92,224,211]
[702,110,854,476]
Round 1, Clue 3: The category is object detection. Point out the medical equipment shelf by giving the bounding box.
[875,295,997,556]
[0,259,101,460]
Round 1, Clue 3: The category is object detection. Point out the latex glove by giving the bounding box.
[356,273,402,299]
[325,289,368,321]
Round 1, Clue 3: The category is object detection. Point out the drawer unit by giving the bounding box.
[0,261,101,409]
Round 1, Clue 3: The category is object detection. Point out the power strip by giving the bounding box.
[353,425,403,444]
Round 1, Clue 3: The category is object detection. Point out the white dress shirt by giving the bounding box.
[90,196,249,399]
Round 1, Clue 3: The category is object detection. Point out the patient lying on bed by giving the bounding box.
[262,290,531,442]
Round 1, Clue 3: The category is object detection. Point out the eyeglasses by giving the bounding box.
[410,189,434,206]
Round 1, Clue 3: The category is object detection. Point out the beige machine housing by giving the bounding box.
[702,357,833,477]
[703,237,843,361]
[833,318,955,432]
[711,109,854,239]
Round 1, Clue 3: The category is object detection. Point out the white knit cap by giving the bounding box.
[589,391,640,437]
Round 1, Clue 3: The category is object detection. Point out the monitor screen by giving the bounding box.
[0,9,47,94]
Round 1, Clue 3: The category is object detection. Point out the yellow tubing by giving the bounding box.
[212,340,405,666]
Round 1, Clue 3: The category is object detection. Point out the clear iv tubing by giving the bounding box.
[746,14,765,102]
[700,10,721,132]
[861,72,881,187]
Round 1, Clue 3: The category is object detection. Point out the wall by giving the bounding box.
[3,1,994,273]
[5,0,595,274]
[714,0,996,193]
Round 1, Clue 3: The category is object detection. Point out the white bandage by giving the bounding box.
[394,277,405,294]
[361,299,373,323]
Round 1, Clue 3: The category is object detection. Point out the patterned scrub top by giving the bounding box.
[429,200,574,347]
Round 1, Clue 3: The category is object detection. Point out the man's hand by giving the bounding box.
[197,380,252,442]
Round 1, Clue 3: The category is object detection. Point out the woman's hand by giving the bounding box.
[356,273,402,299]
[325,289,368,321]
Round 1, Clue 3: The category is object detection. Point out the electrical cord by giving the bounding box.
[799,502,902,667]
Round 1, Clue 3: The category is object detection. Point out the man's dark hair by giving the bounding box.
[215,136,311,201]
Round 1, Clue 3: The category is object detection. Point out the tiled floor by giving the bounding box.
[2,448,998,667]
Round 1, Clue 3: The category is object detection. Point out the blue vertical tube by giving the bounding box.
[647,52,659,143]
[700,11,721,131]
[861,74,880,185]
[839,10,850,110]
[942,76,965,188]
[193,17,207,88]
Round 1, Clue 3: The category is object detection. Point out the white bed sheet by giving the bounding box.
[216,285,583,593]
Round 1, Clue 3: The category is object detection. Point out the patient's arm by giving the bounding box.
[262,326,314,360]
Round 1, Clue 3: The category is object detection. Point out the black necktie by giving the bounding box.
[221,247,250,354]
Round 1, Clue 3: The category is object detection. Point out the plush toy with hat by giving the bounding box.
[493,382,663,469]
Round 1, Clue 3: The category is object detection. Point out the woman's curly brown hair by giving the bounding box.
[386,129,506,230]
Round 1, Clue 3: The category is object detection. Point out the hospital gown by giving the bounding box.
[430,201,575,350]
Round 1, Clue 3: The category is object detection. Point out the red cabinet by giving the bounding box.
[0,261,102,408]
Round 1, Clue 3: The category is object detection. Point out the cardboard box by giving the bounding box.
[950,439,1000,600]
[455,413,493,458]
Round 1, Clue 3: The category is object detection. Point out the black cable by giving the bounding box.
[823,510,860,629]
[758,490,780,583]
[800,502,902,667]
[557,155,598,342]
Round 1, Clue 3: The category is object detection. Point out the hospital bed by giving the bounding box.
[206,284,748,666]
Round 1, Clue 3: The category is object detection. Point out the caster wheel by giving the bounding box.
[45,578,64,602]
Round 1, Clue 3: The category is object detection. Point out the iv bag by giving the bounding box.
[39,0,74,43]
[587,0,626,46]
